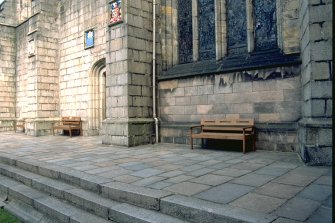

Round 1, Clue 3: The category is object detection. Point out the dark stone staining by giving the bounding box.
[253,0,277,51]
[162,39,301,80]
[254,102,276,113]
[178,0,193,64]
[199,0,216,61]
[227,0,247,55]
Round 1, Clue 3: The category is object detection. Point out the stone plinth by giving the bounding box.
[102,118,153,147]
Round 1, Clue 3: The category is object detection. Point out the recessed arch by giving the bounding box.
[88,58,106,136]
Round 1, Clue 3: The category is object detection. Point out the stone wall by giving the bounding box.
[298,0,332,165]
[58,0,108,135]
[0,0,18,26]
[157,0,303,152]
[14,1,60,136]
[279,0,301,54]
[158,70,301,152]
[0,24,16,131]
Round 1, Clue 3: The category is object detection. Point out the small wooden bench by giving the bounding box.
[14,119,25,133]
[52,116,82,137]
[190,118,256,153]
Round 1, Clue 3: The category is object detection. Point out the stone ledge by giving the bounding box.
[298,118,332,128]
[160,50,301,81]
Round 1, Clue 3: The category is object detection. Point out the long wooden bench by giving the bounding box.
[190,118,256,153]
[52,116,82,137]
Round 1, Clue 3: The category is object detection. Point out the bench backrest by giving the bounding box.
[61,116,81,125]
[201,119,254,126]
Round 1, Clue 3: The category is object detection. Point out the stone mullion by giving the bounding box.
[276,0,283,51]
[192,0,199,62]
[172,0,178,65]
[246,0,254,53]
[165,0,173,69]
[214,0,221,59]
[220,0,227,58]
[161,0,167,70]
[213,0,227,59]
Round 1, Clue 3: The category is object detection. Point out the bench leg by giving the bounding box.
[253,135,256,151]
[190,136,193,150]
[69,129,72,137]
[243,138,246,154]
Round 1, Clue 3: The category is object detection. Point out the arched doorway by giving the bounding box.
[88,58,106,136]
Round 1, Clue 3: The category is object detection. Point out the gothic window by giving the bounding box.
[227,0,247,55]
[175,0,278,66]
[199,0,216,61]
[253,0,277,50]
[178,0,193,64]
[0,0,5,12]
[178,0,216,64]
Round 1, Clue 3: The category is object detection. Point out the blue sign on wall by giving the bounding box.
[85,29,94,49]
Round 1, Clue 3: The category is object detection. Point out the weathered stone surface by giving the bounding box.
[275,197,320,221]
[109,203,187,223]
[195,183,254,204]
[160,195,277,223]
[0,0,332,165]
[101,181,172,210]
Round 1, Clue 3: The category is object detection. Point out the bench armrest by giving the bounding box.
[242,126,254,131]
[190,125,203,135]
[190,125,202,130]
[52,122,60,127]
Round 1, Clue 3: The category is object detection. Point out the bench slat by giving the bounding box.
[192,132,252,140]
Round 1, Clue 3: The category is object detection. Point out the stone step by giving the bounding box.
[0,163,190,223]
[160,195,277,223]
[0,154,278,223]
[3,200,59,223]
[0,155,172,210]
[110,203,188,223]
[0,174,112,223]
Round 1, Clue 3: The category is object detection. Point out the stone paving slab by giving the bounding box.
[230,193,286,214]
[253,182,303,199]
[274,197,321,221]
[195,183,255,204]
[0,132,332,223]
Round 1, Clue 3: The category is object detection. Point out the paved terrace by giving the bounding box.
[0,132,332,223]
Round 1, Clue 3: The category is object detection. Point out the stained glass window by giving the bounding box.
[178,0,193,64]
[227,0,247,55]
[199,0,215,61]
[253,0,277,50]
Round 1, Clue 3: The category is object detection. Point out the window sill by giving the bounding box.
[159,50,301,81]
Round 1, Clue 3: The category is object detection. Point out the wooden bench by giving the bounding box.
[190,118,256,153]
[14,119,25,133]
[52,116,82,137]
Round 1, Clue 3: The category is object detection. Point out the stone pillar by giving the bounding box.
[298,0,332,165]
[24,0,60,136]
[0,24,16,131]
[102,1,154,146]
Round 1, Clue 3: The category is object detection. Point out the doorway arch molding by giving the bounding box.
[88,58,106,136]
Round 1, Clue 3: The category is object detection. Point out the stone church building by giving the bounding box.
[0,0,332,165]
